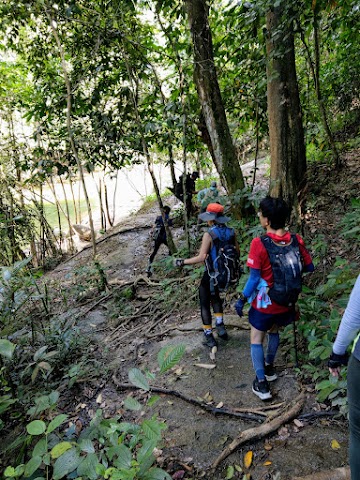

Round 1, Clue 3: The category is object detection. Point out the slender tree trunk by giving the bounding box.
[47,11,97,256]
[122,51,177,255]
[252,100,260,191]
[179,62,190,252]
[266,2,306,208]
[149,58,177,190]
[152,13,189,241]
[69,172,79,224]
[184,0,245,211]
[313,13,340,167]
[59,175,75,252]
[49,176,63,252]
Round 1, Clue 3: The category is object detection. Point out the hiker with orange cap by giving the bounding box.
[174,203,240,348]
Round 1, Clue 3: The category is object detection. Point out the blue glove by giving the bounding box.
[235,297,246,317]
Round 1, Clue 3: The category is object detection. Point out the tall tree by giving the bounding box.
[184,0,246,212]
[266,2,306,206]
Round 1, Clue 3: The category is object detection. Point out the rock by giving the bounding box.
[72,224,93,241]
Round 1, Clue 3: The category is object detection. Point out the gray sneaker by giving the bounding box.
[216,323,229,340]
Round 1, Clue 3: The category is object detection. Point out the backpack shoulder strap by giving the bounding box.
[291,233,299,247]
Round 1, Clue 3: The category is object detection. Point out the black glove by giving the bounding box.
[174,258,184,267]
[235,295,246,317]
[328,351,349,369]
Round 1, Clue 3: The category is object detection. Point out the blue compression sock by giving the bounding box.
[251,344,265,381]
[265,333,280,365]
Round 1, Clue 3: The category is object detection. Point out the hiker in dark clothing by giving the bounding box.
[174,203,239,348]
[234,196,314,400]
[146,206,173,277]
[175,171,199,217]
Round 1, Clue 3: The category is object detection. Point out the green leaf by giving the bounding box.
[27,420,46,436]
[157,344,185,374]
[0,395,16,415]
[128,368,150,391]
[47,414,68,434]
[0,339,15,360]
[137,439,157,464]
[50,441,73,459]
[124,396,142,411]
[77,453,100,480]
[4,466,16,477]
[147,395,160,407]
[34,346,48,362]
[24,456,42,477]
[226,465,235,479]
[33,438,47,457]
[113,444,132,469]
[143,467,172,480]
[78,438,95,453]
[142,419,166,441]
[53,448,81,480]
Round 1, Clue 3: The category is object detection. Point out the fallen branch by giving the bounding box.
[292,466,350,480]
[298,410,340,421]
[211,391,305,470]
[112,375,265,422]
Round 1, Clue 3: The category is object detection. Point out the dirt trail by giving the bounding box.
[47,218,349,480]
[44,154,360,479]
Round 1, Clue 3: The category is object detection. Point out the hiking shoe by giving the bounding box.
[265,364,278,382]
[216,323,229,340]
[252,377,272,400]
[203,333,218,348]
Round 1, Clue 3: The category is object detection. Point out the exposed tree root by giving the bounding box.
[292,466,350,480]
[211,391,305,470]
[112,375,266,422]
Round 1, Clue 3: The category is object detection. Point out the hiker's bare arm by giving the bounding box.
[183,232,212,265]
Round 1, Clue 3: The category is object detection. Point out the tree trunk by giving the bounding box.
[48,12,97,257]
[266,3,306,208]
[313,11,341,168]
[184,0,245,209]
[122,49,177,255]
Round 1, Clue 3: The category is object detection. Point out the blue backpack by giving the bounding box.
[206,225,241,292]
[261,234,303,307]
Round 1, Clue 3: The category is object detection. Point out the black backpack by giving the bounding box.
[206,226,241,292]
[260,234,303,307]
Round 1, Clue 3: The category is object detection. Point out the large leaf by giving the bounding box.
[33,438,47,457]
[157,344,185,374]
[142,418,166,441]
[76,453,100,480]
[78,438,95,453]
[27,420,46,436]
[50,442,73,459]
[24,456,42,477]
[113,444,132,470]
[46,414,68,434]
[124,396,142,411]
[0,339,15,360]
[143,467,172,480]
[128,368,150,391]
[52,447,81,480]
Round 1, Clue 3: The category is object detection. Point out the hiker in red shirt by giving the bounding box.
[235,196,314,400]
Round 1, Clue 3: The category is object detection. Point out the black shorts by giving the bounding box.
[248,307,295,332]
